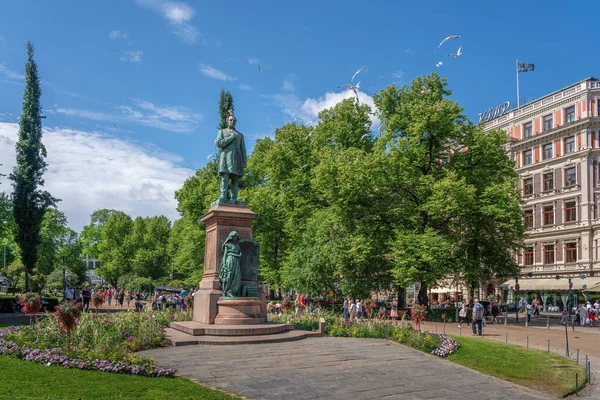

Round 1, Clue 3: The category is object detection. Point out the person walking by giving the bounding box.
[81,285,91,312]
[356,299,363,320]
[349,300,357,321]
[526,301,533,323]
[471,299,484,336]
[342,297,349,320]
[458,304,468,328]
[491,302,499,324]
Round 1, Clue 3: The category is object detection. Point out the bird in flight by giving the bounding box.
[437,35,460,51]
[257,66,261,72]
[207,154,215,160]
[448,46,462,58]
[106,157,113,161]
[338,82,361,104]
[351,67,366,83]
[293,117,302,123]
[113,123,117,129]
[360,133,370,140]
[436,61,443,68]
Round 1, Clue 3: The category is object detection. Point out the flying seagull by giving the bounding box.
[293,117,302,123]
[360,133,370,140]
[338,82,360,103]
[351,67,366,83]
[257,66,262,72]
[437,35,460,51]
[113,123,117,129]
[448,46,462,58]
[106,157,113,161]
[436,61,443,68]
[207,154,215,160]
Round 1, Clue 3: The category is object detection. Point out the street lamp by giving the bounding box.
[62,260,67,300]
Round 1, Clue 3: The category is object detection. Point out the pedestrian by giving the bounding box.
[349,300,357,321]
[579,304,587,327]
[491,302,499,324]
[560,309,569,324]
[390,299,398,320]
[81,285,91,312]
[589,307,597,327]
[294,293,302,317]
[342,297,349,320]
[65,284,75,302]
[356,299,363,319]
[119,290,125,307]
[458,304,468,328]
[526,301,533,323]
[471,299,484,336]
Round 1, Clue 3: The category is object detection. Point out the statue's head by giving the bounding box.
[226,230,240,242]
[227,109,236,129]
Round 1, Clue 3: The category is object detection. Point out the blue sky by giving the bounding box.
[0,0,596,230]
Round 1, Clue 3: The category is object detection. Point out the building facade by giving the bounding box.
[484,77,600,307]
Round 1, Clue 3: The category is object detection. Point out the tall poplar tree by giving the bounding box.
[10,42,57,291]
[217,89,234,129]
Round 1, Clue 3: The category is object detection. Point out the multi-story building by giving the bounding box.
[484,77,600,310]
[82,254,104,285]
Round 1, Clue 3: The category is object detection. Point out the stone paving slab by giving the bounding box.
[140,337,548,400]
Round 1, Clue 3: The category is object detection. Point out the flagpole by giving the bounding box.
[516,59,520,108]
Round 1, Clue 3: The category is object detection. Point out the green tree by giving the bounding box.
[96,211,134,287]
[167,216,204,284]
[217,89,234,130]
[79,209,119,259]
[10,42,58,291]
[130,215,171,279]
[0,193,18,267]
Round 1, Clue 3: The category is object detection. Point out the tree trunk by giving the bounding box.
[418,283,429,307]
[25,267,29,292]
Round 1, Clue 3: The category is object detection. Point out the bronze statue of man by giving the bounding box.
[215,109,247,202]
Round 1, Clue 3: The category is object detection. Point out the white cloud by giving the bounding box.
[109,30,129,40]
[283,79,295,92]
[0,64,24,81]
[135,0,201,44]
[198,64,236,81]
[54,98,202,133]
[119,50,143,63]
[247,57,261,65]
[0,122,192,231]
[391,71,404,80]
[269,89,380,128]
[238,84,252,91]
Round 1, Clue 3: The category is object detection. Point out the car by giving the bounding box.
[478,300,492,316]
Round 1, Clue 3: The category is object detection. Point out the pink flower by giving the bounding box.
[127,336,134,342]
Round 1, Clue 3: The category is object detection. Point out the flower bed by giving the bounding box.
[268,310,460,358]
[0,308,192,378]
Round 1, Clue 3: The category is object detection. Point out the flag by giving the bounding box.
[518,62,535,73]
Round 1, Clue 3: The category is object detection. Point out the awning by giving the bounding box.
[500,277,600,292]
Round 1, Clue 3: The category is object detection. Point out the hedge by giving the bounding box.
[0,296,60,313]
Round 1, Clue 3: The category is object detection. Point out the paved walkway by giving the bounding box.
[140,337,547,400]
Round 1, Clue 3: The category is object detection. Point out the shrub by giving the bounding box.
[19,292,43,324]
[53,301,82,349]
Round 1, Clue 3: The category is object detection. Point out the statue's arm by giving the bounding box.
[215,130,236,149]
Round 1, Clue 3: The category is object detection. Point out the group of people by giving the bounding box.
[572,302,600,327]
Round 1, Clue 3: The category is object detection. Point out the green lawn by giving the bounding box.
[448,335,586,397]
[0,356,239,400]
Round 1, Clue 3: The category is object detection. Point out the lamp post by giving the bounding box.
[62,260,67,300]
[514,276,520,323]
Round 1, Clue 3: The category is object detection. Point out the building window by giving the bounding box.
[544,244,555,264]
[565,201,576,222]
[566,242,577,262]
[543,172,554,191]
[543,114,553,131]
[523,209,533,228]
[544,205,554,225]
[523,178,533,195]
[565,106,575,123]
[523,149,533,165]
[564,136,576,153]
[565,167,577,186]
[523,122,533,138]
[524,246,534,265]
[543,143,553,160]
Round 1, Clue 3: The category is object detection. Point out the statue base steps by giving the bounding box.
[171,321,294,336]
[165,326,317,346]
